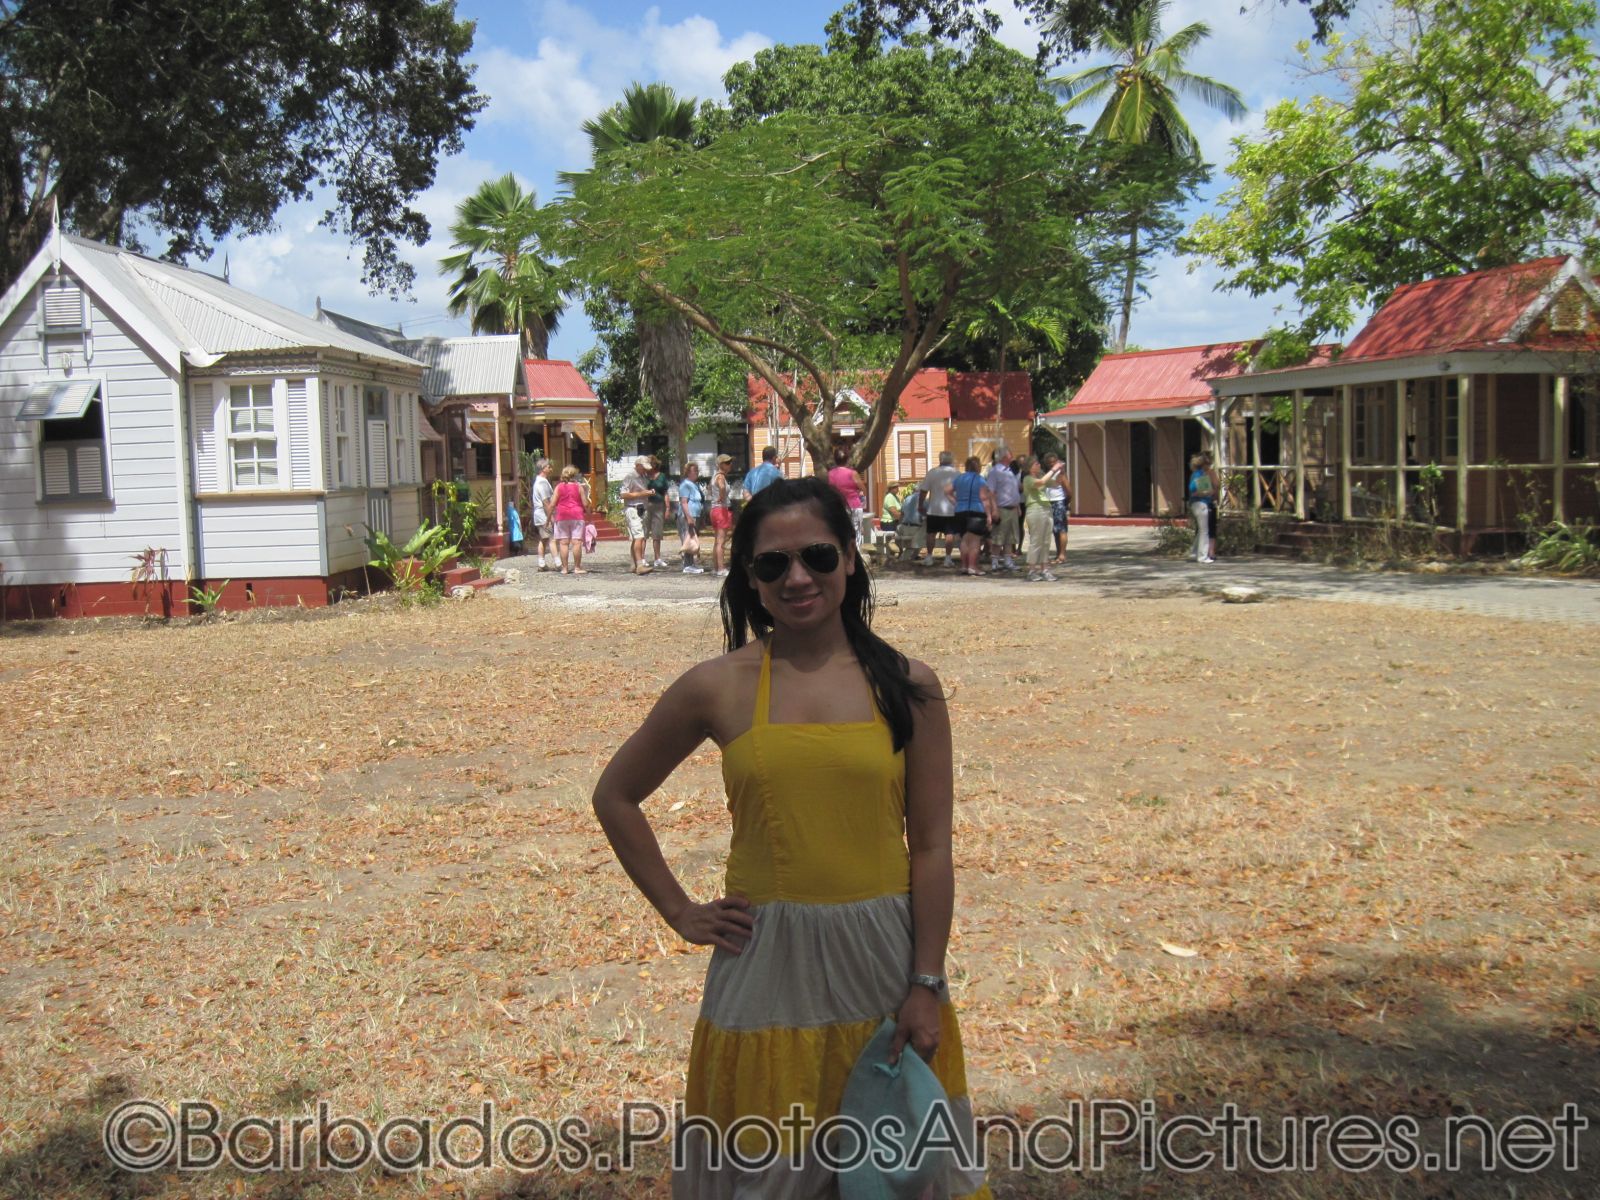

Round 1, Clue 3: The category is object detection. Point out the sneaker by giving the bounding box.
[682,565,705,574]
[653,558,670,568]
[714,569,730,577]
[1026,571,1044,582]
[634,565,653,575]
[1041,570,1058,582]
[945,555,959,567]
[1200,556,1215,564]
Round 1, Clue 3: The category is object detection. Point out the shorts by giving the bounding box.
[994,506,1020,548]
[530,517,551,541]
[957,511,989,539]
[624,506,646,540]
[553,519,585,541]
[677,512,702,539]
[925,513,957,537]
[644,503,666,541]
[1051,499,1069,535]
[710,506,733,531]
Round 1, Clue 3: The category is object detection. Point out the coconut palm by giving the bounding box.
[1050,0,1244,350]
[440,174,566,358]
[581,83,698,470]
[964,298,1068,450]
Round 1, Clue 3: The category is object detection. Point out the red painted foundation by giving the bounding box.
[0,569,375,621]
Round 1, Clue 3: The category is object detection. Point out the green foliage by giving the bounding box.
[1520,521,1600,573]
[439,175,568,358]
[0,0,482,294]
[431,480,481,546]
[557,34,1107,473]
[1184,0,1600,343]
[364,520,459,596]
[188,580,229,616]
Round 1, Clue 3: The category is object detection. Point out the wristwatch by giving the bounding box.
[910,973,947,996]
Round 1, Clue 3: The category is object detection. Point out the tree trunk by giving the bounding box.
[638,310,693,470]
[521,319,550,361]
[1115,223,1138,353]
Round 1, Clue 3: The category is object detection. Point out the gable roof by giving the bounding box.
[1042,341,1338,422]
[1340,255,1597,362]
[746,368,1033,424]
[523,359,598,403]
[316,307,521,400]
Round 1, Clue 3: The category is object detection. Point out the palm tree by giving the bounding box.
[1050,0,1244,351]
[440,174,566,358]
[580,83,698,470]
[964,298,1067,452]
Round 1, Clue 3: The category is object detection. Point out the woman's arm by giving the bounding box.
[592,664,754,953]
[892,659,955,1064]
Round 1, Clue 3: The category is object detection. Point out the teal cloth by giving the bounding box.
[836,1018,953,1200]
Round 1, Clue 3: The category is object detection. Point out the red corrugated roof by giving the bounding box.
[746,368,1032,423]
[522,359,598,401]
[1341,256,1574,362]
[1043,341,1342,418]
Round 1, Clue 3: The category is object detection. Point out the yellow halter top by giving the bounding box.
[719,640,910,906]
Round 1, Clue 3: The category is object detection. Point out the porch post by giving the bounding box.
[1100,420,1109,516]
[1340,384,1353,521]
[1293,388,1306,519]
[1394,379,1407,518]
[1552,374,1568,523]
[1456,373,1471,534]
[1486,375,1499,526]
[1250,393,1262,512]
[493,400,505,533]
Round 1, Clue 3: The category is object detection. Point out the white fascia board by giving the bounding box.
[0,247,54,330]
[1506,257,1600,341]
[1040,403,1211,426]
[66,243,185,371]
[1209,349,1600,396]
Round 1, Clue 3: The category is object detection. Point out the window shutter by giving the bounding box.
[404,395,419,485]
[41,284,86,331]
[271,379,290,489]
[41,446,71,496]
[287,379,313,490]
[191,382,219,493]
[322,383,337,490]
[367,418,389,487]
[351,391,366,489]
[76,444,104,495]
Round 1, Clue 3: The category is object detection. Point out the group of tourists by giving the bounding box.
[516,441,1222,581]
[877,447,1074,582]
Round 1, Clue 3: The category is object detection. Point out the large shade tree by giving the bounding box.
[1050,0,1244,350]
[0,0,481,293]
[1183,0,1600,343]
[556,35,1104,477]
[578,83,700,469]
[440,174,566,359]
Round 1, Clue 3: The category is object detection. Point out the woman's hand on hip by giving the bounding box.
[889,986,941,1065]
[668,895,753,954]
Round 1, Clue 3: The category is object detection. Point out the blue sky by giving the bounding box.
[212,0,1351,362]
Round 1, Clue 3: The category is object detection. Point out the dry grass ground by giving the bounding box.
[0,588,1596,1198]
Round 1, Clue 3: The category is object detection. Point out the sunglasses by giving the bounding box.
[748,542,842,583]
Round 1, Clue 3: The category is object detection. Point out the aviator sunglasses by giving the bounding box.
[748,542,842,583]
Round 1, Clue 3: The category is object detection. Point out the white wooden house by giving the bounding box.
[0,234,428,618]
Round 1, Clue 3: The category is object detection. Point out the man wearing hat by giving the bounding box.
[619,457,654,575]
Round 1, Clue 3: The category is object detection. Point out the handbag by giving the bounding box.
[582,522,598,554]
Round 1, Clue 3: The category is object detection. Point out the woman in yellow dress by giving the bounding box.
[593,476,990,1198]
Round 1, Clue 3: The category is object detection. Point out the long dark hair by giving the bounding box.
[719,477,936,751]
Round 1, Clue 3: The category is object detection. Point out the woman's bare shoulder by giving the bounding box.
[905,656,944,692]
[670,640,763,699]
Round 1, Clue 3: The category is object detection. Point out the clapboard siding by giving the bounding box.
[325,491,370,573]
[0,274,186,583]
[390,486,422,543]
[198,499,322,575]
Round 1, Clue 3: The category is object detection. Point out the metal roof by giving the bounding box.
[523,359,599,402]
[316,308,522,400]
[67,237,421,368]
[1042,342,1340,421]
[745,368,1032,423]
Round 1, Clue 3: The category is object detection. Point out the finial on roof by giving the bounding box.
[223,254,230,284]
[50,197,62,275]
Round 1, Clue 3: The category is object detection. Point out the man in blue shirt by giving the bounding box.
[741,444,783,498]
[985,447,1022,571]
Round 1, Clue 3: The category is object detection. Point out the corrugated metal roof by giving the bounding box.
[67,236,422,368]
[1044,342,1339,419]
[396,336,521,399]
[1341,256,1579,362]
[523,359,599,402]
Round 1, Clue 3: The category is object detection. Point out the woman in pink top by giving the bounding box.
[827,446,866,543]
[545,465,590,575]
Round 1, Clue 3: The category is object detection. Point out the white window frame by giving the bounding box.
[333,384,352,489]
[31,383,112,503]
[227,382,280,489]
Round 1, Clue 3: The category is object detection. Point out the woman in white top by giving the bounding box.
[1041,452,1071,564]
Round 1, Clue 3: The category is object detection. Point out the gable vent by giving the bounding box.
[1550,284,1589,334]
[41,284,86,331]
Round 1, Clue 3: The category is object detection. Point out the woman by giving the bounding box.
[545,464,589,575]
[708,454,735,576]
[880,482,903,551]
[827,446,867,544]
[1041,452,1071,564]
[592,478,989,1199]
[950,456,995,577]
[676,461,706,574]
[1188,451,1219,563]
[1021,456,1057,582]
